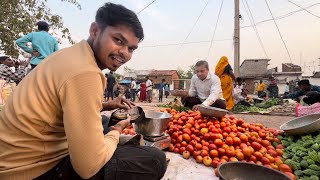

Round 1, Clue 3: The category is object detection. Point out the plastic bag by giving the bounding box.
[295,102,320,117]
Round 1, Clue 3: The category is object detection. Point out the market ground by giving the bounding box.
[133,97,295,180]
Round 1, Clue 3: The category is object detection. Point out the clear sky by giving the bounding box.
[47,0,320,75]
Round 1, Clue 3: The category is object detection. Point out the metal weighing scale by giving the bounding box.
[143,133,171,150]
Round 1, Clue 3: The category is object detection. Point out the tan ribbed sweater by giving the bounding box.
[0,40,120,179]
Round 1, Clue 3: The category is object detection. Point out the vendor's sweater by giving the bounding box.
[0,40,120,179]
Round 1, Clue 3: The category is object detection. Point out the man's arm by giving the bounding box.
[60,72,119,179]
[188,76,197,97]
[54,40,59,52]
[283,90,304,99]
[16,33,33,54]
[312,85,320,93]
[202,76,221,106]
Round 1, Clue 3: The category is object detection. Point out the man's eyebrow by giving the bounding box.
[130,45,138,50]
[115,33,128,44]
[115,33,138,50]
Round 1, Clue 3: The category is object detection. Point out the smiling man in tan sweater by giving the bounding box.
[0,3,167,180]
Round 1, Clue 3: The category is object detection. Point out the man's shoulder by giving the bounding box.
[43,41,100,74]
[312,85,320,90]
[210,73,219,79]
[191,74,198,81]
[209,73,220,82]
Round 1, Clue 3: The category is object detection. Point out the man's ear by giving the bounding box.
[89,22,99,39]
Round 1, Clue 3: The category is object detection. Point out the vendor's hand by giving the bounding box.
[12,60,20,68]
[18,60,29,67]
[32,50,40,57]
[102,97,135,111]
[110,116,131,133]
[192,105,199,111]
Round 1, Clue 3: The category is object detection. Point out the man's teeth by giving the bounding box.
[112,56,124,63]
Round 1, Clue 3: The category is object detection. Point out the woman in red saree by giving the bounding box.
[139,80,147,102]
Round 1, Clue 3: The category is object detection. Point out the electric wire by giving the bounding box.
[288,0,320,19]
[264,0,293,63]
[241,3,320,28]
[243,0,269,58]
[206,0,224,59]
[176,0,210,55]
[136,0,157,15]
[140,39,232,48]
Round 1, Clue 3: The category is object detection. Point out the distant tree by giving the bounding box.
[185,65,195,79]
[177,65,195,89]
[114,72,122,80]
[177,65,195,79]
[124,66,134,73]
[0,0,81,57]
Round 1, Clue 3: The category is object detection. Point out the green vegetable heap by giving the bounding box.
[281,132,320,180]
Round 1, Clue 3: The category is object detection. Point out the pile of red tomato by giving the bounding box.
[161,108,296,179]
[121,125,136,135]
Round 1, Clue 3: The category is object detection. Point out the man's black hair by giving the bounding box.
[236,77,242,82]
[195,60,209,69]
[95,3,144,41]
[37,21,49,31]
[298,79,310,86]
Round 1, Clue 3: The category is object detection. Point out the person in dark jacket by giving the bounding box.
[267,78,279,98]
[283,79,320,99]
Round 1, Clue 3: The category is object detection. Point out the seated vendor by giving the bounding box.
[0,55,28,84]
[283,79,320,100]
[235,89,251,107]
[183,60,226,111]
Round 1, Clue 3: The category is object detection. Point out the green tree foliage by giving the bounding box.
[0,0,81,57]
[177,65,195,89]
[177,65,195,79]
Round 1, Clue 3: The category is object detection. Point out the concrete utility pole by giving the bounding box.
[234,0,240,77]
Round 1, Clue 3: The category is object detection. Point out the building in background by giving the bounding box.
[123,69,181,90]
[240,59,270,93]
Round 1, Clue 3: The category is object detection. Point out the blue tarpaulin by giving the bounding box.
[119,79,131,84]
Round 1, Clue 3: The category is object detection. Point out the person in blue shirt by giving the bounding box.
[158,79,166,102]
[16,21,59,70]
[282,79,320,100]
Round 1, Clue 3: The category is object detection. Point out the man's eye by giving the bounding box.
[128,48,134,53]
[115,38,123,44]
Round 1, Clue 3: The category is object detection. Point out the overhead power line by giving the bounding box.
[288,0,320,19]
[181,0,210,45]
[206,0,224,59]
[177,0,210,55]
[243,0,269,58]
[241,3,320,28]
[140,39,232,48]
[136,0,157,15]
[264,0,293,63]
